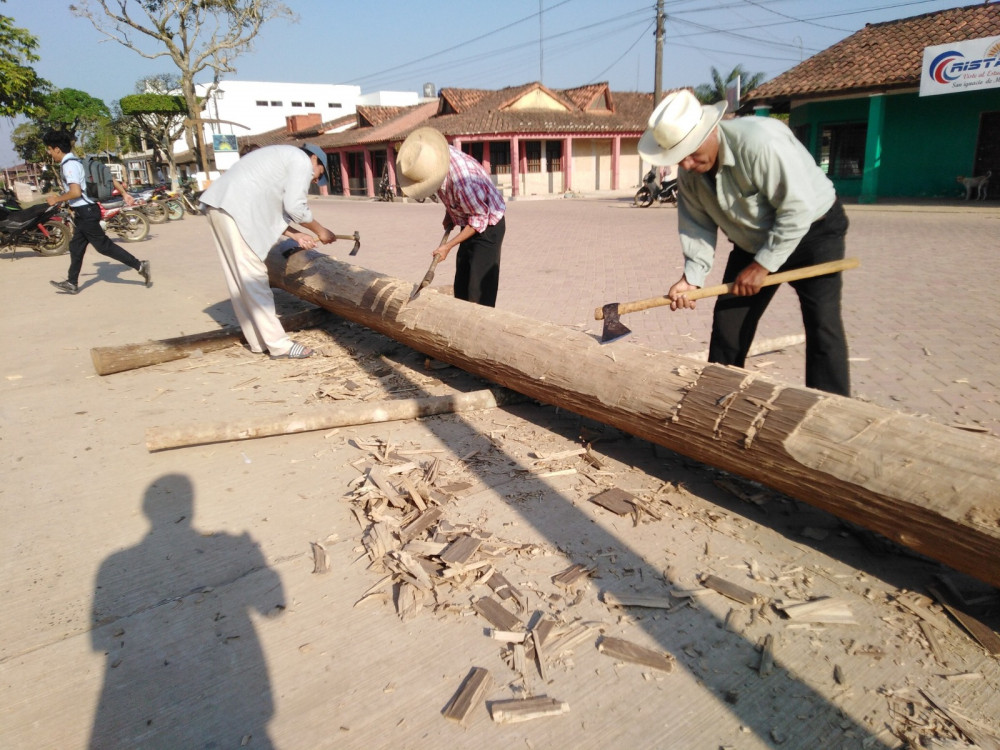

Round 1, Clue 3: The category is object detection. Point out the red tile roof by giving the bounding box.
[747,2,1000,103]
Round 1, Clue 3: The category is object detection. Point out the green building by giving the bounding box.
[744,3,1000,202]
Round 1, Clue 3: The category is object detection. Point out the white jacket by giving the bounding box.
[201,145,314,259]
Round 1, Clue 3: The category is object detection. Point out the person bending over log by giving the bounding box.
[396,128,506,307]
[639,90,851,396]
[200,143,335,360]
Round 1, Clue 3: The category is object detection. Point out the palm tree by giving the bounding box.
[694,65,767,105]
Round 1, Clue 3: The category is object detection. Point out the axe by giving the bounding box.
[409,229,452,301]
[596,257,860,344]
[280,231,360,259]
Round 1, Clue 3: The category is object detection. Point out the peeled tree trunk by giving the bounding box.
[267,248,1000,588]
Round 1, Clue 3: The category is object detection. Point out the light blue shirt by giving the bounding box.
[60,154,93,208]
[677,117,836,287]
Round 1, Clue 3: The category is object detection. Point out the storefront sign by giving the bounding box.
[920,35,1000,96]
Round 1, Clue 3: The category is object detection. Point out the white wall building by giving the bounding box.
[173,81,424,154]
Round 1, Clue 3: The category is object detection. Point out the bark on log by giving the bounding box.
[91,308,330,376]
[265,247,1000,588]
[146,388,525,452]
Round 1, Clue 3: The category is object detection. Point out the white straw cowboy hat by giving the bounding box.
[638,90,728,166]
[396,127,450,200]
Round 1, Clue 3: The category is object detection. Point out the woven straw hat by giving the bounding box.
[638,90,727,166]
[396,128,450,200]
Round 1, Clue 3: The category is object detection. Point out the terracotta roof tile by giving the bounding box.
[356,106,407,127]
[747,2,1000,102]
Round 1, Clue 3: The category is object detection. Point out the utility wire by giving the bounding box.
[589,20,656,83]
[739,0,854,32]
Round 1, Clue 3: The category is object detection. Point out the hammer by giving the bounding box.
[280,231,360,259]
[409,229,451,301]
[596,257,860,344]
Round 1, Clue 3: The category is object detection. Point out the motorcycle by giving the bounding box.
[178,181,203,215]
[0,189,70,257]
[128,188,170,224]
[634,169,678,207]
[376,165,395,202]
[62,198,150,242]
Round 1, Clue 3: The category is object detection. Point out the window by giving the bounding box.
[545,141,562,172]
[819,123,867,178]
[256,100,268,107]
[329,102,342,108]
[461,142,484,163]
[270,101,282,106]
[793,124,811,149]
[490,141,511,174]
[304,102,315,108]
[524,141,541,173]
[291,101,302,107]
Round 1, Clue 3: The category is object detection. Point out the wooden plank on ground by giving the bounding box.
[442,667,492,725]
[439,534,481,566]
[552,564,592,589]
[473,597,523,631]
[929,585,1000,655]
[597,636,675,673]
[701,575,759,605]
[589,488,635,516]
[490,696,569,724]
[400,507,443,542]
[602,591,674,610]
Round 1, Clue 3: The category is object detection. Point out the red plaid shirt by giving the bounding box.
[437,146,505,234]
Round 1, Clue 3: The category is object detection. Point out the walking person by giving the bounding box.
[639,90,851,396]
[396,128,506,307]
[199,143,336,359]
[43,130,150,295]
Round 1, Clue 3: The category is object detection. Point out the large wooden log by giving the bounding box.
[266,248,1000,587]
[90,307,329,375]
[145,388,526,452]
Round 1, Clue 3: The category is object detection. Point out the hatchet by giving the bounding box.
[596,257,860,344]
[409,229,452,301]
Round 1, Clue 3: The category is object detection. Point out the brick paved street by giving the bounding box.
[313,196,1000,434]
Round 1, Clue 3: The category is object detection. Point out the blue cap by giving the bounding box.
[300,143,328,188]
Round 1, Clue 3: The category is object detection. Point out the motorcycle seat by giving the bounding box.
[0,204,52,232]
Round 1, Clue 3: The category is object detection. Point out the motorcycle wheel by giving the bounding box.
[143,202,169,224]
[165,199,184,220]
[37,221,70,256]
[114,210,150,242]
[634,187,653,208]
[659,186,678,205]
[183,196,201,215]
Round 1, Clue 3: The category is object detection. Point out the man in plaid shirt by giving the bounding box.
[396,128,506,306]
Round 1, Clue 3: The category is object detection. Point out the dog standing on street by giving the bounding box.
[957,171,992,200]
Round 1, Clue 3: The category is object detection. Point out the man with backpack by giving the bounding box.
[43,130,151,295]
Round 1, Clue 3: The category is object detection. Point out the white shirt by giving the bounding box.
[60,154,93,208]
[200,146,314,260]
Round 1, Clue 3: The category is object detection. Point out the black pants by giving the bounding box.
[454,217,505,307]
[67,203,140,285]
[708,200,850,396]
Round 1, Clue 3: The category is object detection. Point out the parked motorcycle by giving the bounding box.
[61,199,150,242]
[178,180,203,215]
[376,166,395,202]
[634,169,678,207]
[129,190,169,224]
[0,189,70,256]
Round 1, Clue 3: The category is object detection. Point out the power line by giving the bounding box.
[590,20,656,84]
[346,0,580,85]
[739,0,854,32]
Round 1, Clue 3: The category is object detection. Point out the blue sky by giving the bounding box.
[0,0,982,166]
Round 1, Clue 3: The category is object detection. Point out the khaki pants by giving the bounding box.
[205,207,292,356]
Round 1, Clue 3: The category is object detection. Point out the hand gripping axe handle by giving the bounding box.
[280,231,361,258]
[409,230,451,301]
[596,257,860,344]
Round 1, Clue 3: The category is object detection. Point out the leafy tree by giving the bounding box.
[0,2,50,117]
[39,87,113,150]
[11,121,45,163]
[694,65,767,106]
[117,74,189,187]
[71,0,295,173]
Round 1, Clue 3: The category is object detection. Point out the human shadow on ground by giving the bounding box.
[76,261,147,292]
[301,317,898,750]
[89,474,284,750]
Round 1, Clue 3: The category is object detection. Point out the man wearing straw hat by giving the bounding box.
[396,127,506,307]
[200,143,335,360]
[639,90,851,396]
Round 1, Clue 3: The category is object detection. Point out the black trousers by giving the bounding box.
[454,216,505,307]
[67,203,140,285]
[708,200,851,396]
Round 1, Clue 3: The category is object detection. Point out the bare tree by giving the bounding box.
[70,0,295,174]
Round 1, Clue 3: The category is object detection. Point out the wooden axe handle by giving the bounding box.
[595,257,860,320]
[334,234,357,240]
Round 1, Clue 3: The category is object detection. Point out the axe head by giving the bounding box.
[349,230,361,256]
[600,303,631,344]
